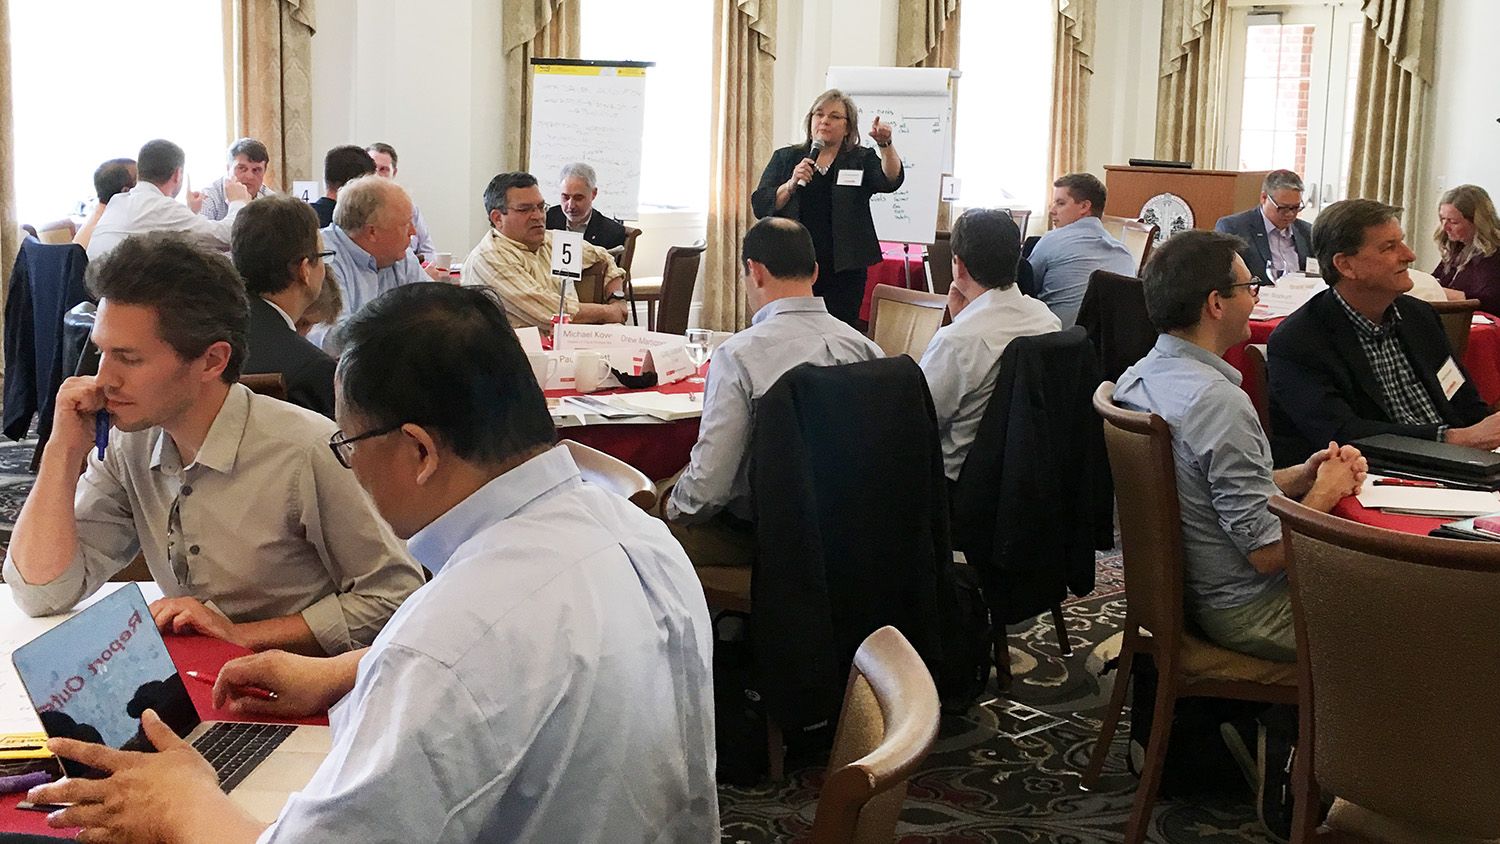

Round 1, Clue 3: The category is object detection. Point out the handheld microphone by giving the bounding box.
[796,138,827,188]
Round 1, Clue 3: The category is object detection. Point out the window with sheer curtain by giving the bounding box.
[577,0,713,213]
[951,0,1054,216]
[8,0,229,225]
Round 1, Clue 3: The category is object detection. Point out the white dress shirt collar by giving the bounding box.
[750,295,828,327]
[262,298,297,331]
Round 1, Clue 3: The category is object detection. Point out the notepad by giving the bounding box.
[603,391,704,421]
[1356,480,1500,517]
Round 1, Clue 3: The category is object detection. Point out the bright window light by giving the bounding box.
[579,0,712,214]
[8,0,229,224]
[952,0,1054,216]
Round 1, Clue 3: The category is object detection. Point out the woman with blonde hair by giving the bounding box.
[1434,184,1500,314]
[751,89,904,326]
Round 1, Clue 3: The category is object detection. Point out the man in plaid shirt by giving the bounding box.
[1267,199,1500,465]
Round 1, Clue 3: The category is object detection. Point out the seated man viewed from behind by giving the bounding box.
[311,175,429,354]
[665,217,883,567]
[1114,229,1366,662]
[232,194,338,419]
[199,137,276,222]
[1266,198,1499,465]
[310,144,377,228]
[32,283,719,844]
[86,139,250,261]
[919,208,1062,480]
[1028,172,1137,328]
[546,161,630,250]
[4,232,424,656]
[72,157,137,251]
[463,171,629,334]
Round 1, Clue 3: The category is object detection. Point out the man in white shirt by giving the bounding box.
[365,141,437,261]
[198,138,276,221]
[86,139,250,261]
[920,208,1062,480]
[34,283,718,844]
[665,217,883,567]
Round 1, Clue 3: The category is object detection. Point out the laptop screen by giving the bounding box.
[12,584,201,773]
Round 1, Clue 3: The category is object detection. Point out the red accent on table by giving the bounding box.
[544,368,706,481]
[1227,314,1500,412]
[861,245,928,322]
[0,635,330,838]
[1330,496,1449,535]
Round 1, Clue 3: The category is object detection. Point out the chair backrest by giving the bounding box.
[1092,382,1187,644]
[619,226,643,275]
[866,284,947,359]
[1099,214,1134,242]
[1119,220,1158,274]
[924,230,953,295]
[1268,496,1500,837]
[807,626,941,844]
[1429,297,1480,360]
[560,439,657,511]
[239,373,288,402]
[37,219,77,245]
[1006,209,1032,240]
[655,243,706,335]
[1243,343,1272,435]
[1074,270,1155,382]
[20,224,38,240]
[574,261,608,305]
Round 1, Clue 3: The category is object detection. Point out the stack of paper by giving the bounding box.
[1251,274,1326,320]
[1356,476,1500,517]
[603,391,704,421]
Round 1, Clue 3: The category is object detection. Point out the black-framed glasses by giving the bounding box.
[314,249,336,261]
[328,423,404,468]
[1269,200,1305,213]
[1226,280,1271,295]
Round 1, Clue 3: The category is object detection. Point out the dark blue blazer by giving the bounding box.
[1214,207,1313,285]
[3,238,90,441]
[242,298,337,419]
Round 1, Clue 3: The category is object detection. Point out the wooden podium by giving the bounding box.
[1103,165,1268,231]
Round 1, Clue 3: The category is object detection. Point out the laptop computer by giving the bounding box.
[11,583,330,822]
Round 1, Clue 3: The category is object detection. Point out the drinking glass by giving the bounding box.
[685,328,712,370]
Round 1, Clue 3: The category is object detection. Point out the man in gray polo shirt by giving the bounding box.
[1113,230,1366,662]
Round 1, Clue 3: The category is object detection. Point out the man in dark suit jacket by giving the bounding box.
[1267,199,1500,465]
[310,145,378,229]
[544,162,628,250]
[1214,169,1314,285]
[230,195,338,418]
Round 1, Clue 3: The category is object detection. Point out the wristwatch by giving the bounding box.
[606,291,628,302]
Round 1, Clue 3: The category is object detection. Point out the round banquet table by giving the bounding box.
[860,243,928,323]
[1226,313,1500,410]
[543,373,703,482]
[1330,495,1450,536]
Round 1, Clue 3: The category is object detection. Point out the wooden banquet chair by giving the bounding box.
[239,373,288,402]
[631,242,705,334]
[865,283,947,360]
[1268,495,1500,843]
[1243,343,1273,435]
[923,230,953,295]
[1429,297,1481,360]
[1118,220,1159,274]
[560,439,656,512]
[1086,382,1297,844]
[806,626,940,844]
[1099,214,1134,243]
[36,218,78,245]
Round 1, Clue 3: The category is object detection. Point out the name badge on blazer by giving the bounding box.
[1438,356,1466,400]
[836,169,863,187]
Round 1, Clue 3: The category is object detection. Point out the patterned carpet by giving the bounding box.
[717,549,1277,843]
[0,434,1272,842]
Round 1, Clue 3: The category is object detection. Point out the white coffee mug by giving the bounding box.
[430,251,453,272]
[527,353,557,389]
[573,350,611,393]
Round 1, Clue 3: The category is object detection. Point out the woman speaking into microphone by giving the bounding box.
[751,89,904,327]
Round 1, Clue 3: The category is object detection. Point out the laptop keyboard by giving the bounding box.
[191,722,295,792]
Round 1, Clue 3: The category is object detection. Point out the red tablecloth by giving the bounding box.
[1330,495,1449,535]
[1227,314,1500,412]
[860,244,927,322]
[544,370,704,481]
[0,634,329,838]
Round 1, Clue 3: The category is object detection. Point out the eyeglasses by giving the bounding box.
[505,202,549,215]
[1269,200,1305,214]
[1226,280,1271,295]
[312,249,336,262]
[327,423,404,468]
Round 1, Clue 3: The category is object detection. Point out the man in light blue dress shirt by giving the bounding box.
[36,284,718,843]
[309,175,428,354]
[1112,230,1366,662]
[919,208,1061,480]
[665,218,883,567]
[1028,172,1137,327]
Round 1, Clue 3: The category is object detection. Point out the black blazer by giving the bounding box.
[1214,207,1313,285]
[3,239,90,442]
[544,206,628,251]
[751,143,903,274]
[1266,290,1488,465]
[242,298,338,419]
[952,328,1110,625]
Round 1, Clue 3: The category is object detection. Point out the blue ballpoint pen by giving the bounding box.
[95,409,109,459]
